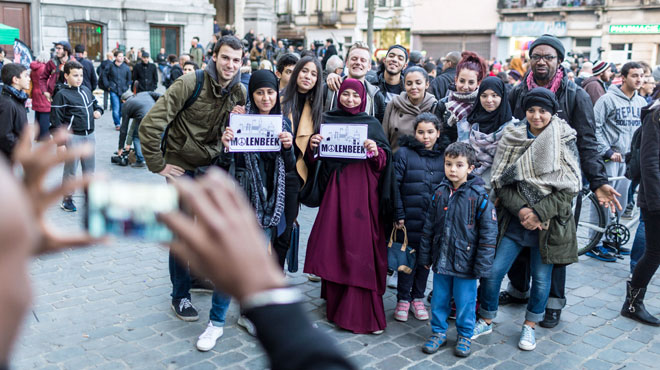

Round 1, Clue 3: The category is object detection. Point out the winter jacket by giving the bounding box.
[164,64,184,88]
[582,75,607,105]
[50,84,103,134]
[29,61,51,113]
[119,91,160,150]
[97,59,112,90]
[43,56,77,95]
[190,45,204,64]
[139,60,247,173]
[78,57,98,92]
[323,76,386,123]
[132,61,159,92]
[429,67,456,100]
[495,185,578,265]
[382,92,437,152]
[0,86,28,160]
[594,85,647,158]
[156,53,167,66]
[249,47,267,63]
[638,100,660,213]
[508,67,608,191]
[418,175,498,279]
[393,136,445,247]
[102,62,132,95]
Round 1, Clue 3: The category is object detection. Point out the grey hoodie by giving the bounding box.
[594,84,647,157]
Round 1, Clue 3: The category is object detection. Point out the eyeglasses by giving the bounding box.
[530,54,557,62]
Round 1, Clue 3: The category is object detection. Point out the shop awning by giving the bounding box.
[0,23,19,45]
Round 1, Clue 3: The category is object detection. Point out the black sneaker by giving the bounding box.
[586,245,617,262]
[61,196,77,212]
[131,160,146,168]
[171,298,199,321]
[499,291,528,305]
[539,308,561,328]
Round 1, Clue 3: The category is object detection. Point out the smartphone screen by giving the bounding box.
[85,181,178,242]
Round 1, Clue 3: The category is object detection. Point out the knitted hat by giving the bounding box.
[592,60,609,76]
[529,34,565,62]
[387,44,408,62]
[523,87,559,116]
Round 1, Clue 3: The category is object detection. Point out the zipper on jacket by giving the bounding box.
[77,86,92,131]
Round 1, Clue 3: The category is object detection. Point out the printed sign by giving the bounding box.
[229,114,282,152]
[319,123,368,159]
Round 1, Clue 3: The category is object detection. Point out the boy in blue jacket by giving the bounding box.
[418,142,497,357]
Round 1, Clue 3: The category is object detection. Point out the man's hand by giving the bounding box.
[610,152,623,163]
[158,164,185,178]
[159,169,286,301]
[326,73,342,91]
[43,92,52,103]
[595,184,622,212]
[93,111,102,119]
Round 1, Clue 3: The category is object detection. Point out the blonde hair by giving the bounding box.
[347,41,370,59]
[259,59,273,71]
[36,50,51,63]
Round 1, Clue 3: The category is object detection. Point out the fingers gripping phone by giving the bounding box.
[85,181,178,242]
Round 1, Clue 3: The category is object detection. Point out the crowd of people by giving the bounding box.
[0,25,660,369]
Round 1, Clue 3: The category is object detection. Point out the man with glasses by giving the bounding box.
[501,34,621,329]
[42,41,75,99]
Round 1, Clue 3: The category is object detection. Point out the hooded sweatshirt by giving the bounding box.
[382,92,437,152]
[594,84,648,158]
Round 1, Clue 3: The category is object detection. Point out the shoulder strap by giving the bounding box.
[182,69,205,111]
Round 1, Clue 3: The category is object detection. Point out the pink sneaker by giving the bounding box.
[411,299,430,320]
[394,301,410,322]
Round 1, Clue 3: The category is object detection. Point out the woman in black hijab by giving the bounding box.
[465,76,518,187]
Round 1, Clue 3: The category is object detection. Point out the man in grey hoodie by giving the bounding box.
[590,61,647,260]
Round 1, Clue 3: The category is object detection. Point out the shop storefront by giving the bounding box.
[605,24,660,65]
[496,21,568,61]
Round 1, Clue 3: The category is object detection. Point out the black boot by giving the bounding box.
[540,308,561,328]
[621,281,660,326]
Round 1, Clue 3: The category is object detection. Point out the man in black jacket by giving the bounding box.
[102,50,132,129]
[502,34,621,329]
[429,51,460,100]
[321,38,337,70]
[374,44,407,105]
[0,64,29,161]
[132,51,159,93]
[74,44,98,92]
[97,52,114,110]
[117,91,160,167]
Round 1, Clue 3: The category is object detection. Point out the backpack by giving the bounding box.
[161,69,205,155]
[162,64,172,86]
[625,126,643,181]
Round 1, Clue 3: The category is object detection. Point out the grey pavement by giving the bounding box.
[10,101,660,369]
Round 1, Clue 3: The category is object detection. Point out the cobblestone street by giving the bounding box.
[10,108,660,370]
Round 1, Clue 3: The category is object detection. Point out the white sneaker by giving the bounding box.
[387,271,398,289]
[307,274,321,282]
[196,322,224,352]
[237,315,257,336]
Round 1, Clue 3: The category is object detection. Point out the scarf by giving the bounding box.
[491,116,581,206]
[526,67,564,94]
[3,85,28,103]
[445,89,478,127]
[243,152,286,229]
[468,119,515,176]
[467,76,513,135]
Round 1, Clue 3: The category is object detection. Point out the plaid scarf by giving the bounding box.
[244,152,286,229]
[491,116,581,205]
[526,68,564,94]
[445,89,478,127]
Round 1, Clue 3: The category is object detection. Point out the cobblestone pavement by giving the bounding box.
[10,106,660,370]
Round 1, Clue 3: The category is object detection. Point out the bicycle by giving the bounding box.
[574,176,639,256]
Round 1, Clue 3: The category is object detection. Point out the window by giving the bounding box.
[575,38,591,48]
[609,43,633,64]
[393,0,401,6]
[300,0,306,13]
[68,22,103,61]
[378,0,387,6]
[316,0,322,11]
[150,25,180,60]
[346,0,354,10]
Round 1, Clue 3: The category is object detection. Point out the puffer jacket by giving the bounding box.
[29,61,51,113]
[393,136,445,247]
[139,60,247,173]
[418,175,498,279]
[382,92,437,152]
[508,66,608,191]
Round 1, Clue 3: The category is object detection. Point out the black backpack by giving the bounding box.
[625,126,643,181]
[160,69,205,154]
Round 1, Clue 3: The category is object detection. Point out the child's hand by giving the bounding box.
[93,111,101,119]
[364,139,378,157]
[279,132,293,149]
[395,220,405,230]
[310,134,323,149]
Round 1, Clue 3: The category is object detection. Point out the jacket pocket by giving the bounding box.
[453,239,474,274]
[176,134,211,168]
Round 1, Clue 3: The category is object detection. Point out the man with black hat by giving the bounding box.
[374,44,408,104]
[503,34,621,329]
[132,51,159,93]
[582,60,613,105]
[321,38,337,71]
[429,51,460,100]
[41,40,75,99]
[74,44,97,92]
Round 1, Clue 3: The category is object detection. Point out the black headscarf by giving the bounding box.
[522,87,559,115]
[467,76,513,135]
[248,69,281,114]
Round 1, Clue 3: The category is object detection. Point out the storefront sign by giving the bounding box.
[319,124,368,159]
[609,24,660,34]
[229,114,282,152]
[496,21,567,37]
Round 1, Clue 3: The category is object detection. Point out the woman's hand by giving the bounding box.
[395,220,405,230]
[231,105,246,115]
[310,134,323,149]
[364,139,378,157]
[521,210,543,231]
[279,132,293,149]
[221,128,235,148]
[43,92,52,103]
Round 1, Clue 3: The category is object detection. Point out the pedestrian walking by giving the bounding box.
[74,44,98,92]
[132,51,159,92]
[30,51,53,140]
[101,50,132,130]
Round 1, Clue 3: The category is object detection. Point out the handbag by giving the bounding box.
[387,226,416,274]
[286,221,300,273]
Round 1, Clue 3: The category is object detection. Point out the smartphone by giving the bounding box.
[85,181,179,242]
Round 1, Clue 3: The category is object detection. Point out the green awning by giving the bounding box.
[0,23,19,45]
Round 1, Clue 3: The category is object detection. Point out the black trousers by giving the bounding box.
[273,175,301,269]
[631,209,660,289]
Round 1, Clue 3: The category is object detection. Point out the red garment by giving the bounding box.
[304,148,388,333]
[29,61,51,112]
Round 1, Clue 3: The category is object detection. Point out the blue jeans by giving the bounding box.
[110,92,122,127]
[631,213,646,273]
[430,273,477,338]
[132,131,145,162]
[627,179,639,206]
[479,236,553,323]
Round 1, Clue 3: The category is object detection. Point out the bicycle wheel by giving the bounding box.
[574,191,607,255]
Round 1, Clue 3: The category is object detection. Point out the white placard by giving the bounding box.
[319,123,368,159]
[229,114,283,152]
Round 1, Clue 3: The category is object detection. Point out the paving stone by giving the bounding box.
[373,355,410,370]
[597,348,629,364]
[582,358,613,370]
[494,360,525,370]
[582,333,613,348]
[616,339,646,353]
[210,351,248,367]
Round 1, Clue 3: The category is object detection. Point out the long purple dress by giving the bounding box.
[304,147,388,333]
